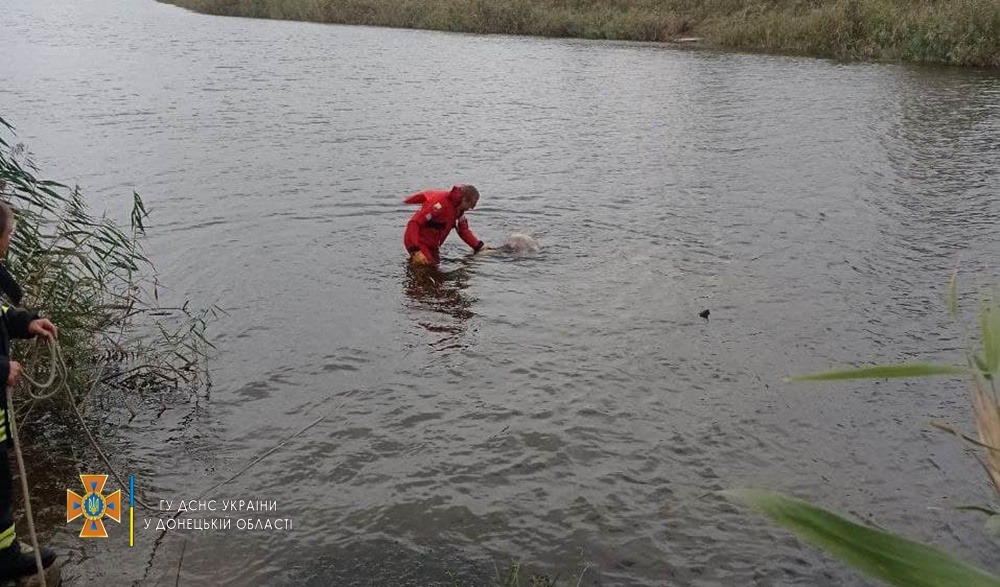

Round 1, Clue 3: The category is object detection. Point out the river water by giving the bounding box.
[2,1,1000,585]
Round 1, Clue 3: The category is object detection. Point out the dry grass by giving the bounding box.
[971,377,1000,493]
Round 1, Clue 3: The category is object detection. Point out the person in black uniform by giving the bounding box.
[0,201,60,581]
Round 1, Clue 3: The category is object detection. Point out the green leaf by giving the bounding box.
[982,301,1000,375]
[788,363,970,382]
[986,516,1000,537]
[726,490,1000,587]
[975,353,990,373]
[955,505,1000,517]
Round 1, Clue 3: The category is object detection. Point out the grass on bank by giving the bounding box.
[160,0,1000,67]
[0,115,213,423]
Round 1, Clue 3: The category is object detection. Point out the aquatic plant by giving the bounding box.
[445,561,585,586]
[731,274,1000,586]
[0,115,214,421]
[726,489,1000,587]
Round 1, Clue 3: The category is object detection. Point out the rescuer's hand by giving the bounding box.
[410,251,431,265]
[7,360,22,388]
[28,318,59,340]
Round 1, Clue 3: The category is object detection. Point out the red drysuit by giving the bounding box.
[403,186,484,265]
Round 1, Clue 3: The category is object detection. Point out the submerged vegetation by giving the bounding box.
[160,0,1000,67]
[730,277,1000,585]
[449,561,578,586]
[0,115,212,422]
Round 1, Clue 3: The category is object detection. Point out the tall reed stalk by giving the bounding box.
[729,275,1000,586]
[0,115,213,421]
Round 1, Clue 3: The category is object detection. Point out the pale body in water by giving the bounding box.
[498,233,539,253]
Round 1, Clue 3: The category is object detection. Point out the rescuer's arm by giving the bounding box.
[456,217,485,252]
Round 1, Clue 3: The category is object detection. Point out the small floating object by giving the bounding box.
[675,37,704,43]
[699,309,710,319]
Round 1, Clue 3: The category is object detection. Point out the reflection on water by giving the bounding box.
[403,262,476,350]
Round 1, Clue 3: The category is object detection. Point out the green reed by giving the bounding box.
[0,115,214,421]
[729,276,1000,586]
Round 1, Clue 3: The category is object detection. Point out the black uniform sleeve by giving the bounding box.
[2,306,38,340]
[0,356,9,399]
[0,263,23,305]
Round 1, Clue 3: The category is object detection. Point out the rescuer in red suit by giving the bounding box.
[403,184,490,265]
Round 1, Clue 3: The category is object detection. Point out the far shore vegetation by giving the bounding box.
[160,0,1000,67]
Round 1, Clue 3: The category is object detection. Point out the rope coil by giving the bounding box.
[17,339,155,510]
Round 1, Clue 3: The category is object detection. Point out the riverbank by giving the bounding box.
[160,0,999,67]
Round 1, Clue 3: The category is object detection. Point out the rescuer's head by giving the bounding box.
[458,184,479,213]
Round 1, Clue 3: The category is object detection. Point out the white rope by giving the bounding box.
[15,338,333,587]
[7,385,46,587]
[18,339,157,511]
[6,337,162,586]
[20,338,65,400]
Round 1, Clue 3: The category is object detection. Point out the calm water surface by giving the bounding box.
[2,1,1000,584]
